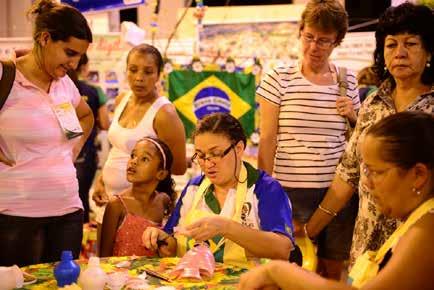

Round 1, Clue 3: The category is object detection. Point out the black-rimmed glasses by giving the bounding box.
[191,144,234,165]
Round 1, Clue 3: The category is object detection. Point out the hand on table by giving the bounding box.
[238,263,279,290]
[184,216,230,241]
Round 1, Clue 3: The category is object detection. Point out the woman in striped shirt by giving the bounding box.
[257,0,360,279]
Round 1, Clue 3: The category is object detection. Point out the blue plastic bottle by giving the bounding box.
[54,250,81,287]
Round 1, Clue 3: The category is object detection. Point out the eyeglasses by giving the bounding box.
[301,33,336,49]
[360,163,394,184]
[191,144,234,165]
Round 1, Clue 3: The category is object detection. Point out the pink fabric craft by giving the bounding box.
[171,243,215,280]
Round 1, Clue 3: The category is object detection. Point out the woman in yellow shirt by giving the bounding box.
[238,111,434,290]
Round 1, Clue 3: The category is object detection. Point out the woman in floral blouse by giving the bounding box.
[304,2,433,266]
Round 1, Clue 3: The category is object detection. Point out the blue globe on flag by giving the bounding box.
[193,87,231,119]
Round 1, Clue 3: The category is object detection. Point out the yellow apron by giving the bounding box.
[348,198,434,288]
[295,235,317,272]
[175,164,253,268]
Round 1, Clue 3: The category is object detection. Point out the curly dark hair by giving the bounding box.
[192,113,247,148]
[373,2,433,85]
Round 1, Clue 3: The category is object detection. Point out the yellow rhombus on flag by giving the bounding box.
[173,75,252,123]
[169,70,256,137]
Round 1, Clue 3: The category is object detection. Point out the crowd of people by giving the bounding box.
[0,0,433,289]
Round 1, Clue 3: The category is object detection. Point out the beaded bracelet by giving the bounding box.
[318,204,338,217]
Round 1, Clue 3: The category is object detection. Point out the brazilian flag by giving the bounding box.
[168,70,256,138]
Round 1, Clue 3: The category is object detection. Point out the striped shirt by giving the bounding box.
[0,65,83,217]
[257,63,360,188]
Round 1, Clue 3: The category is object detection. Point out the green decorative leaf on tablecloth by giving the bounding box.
[224,267,248,276]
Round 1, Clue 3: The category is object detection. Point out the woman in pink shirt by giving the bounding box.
[0,0,93,267]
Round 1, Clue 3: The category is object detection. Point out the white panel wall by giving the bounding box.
[1,0,33,37]
[0,0,8,37]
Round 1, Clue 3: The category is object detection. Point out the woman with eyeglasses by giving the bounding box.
[257,0,360,279]
[304,2,433,269]
[142,113,294,267]
[239,111,434,290]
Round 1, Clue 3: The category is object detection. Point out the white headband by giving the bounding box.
[142,137,167,169]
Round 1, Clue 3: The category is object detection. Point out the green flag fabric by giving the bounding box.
[168,70,256,138]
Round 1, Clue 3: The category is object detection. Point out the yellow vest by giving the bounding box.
[174,164,254,268]
[348,198,434,288]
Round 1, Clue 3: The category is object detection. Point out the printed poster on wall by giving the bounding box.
[199,21,300,69]
[85,33,132,112]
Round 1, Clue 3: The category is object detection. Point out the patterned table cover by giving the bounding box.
[19,256,248,289]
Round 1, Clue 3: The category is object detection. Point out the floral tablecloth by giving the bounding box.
[19,256,248,289]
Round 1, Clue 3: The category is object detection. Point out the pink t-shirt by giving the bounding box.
[0,64,83,217]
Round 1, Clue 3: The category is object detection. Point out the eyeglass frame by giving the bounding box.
[300,32,336,49]
[191,143,235,165]
[360,162,395,184]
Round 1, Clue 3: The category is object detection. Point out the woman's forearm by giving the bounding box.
[73,112,94,160]
[258,137,277,176]
[258,97,279,176]
[224,220,292,260]
[348,108,358,126]
[306,175,355,237]
[79,112,94,144]
[268,261,355,290]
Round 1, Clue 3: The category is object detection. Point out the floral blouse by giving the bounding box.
[335,78,434,266]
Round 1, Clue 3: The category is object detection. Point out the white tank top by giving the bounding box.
[102,92,171,198]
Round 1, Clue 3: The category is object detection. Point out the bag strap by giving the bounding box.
[0,60,16,111]
[337,66,353,132]
[337,66,348,98]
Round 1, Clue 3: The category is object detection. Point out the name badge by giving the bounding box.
[53,101,83,140]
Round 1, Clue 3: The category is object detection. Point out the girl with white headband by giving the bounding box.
[100,137,175,257]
